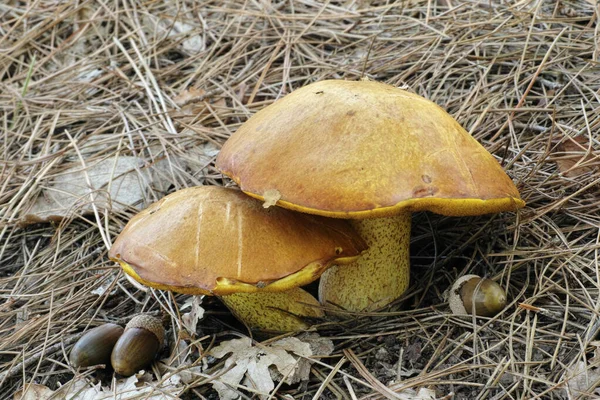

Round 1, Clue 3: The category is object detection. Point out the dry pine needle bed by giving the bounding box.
[1,0,600,399]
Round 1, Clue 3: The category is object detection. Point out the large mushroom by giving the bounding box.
[216,79,525,312]
[109,185,366,332]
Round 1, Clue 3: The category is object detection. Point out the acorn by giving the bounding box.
[110,314,165,377]
[449,275,507,317]
[70,323,124,369]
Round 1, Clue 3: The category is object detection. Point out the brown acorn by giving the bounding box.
[110,314,165,377]
[70,323,124,369]
[449,275,507,317]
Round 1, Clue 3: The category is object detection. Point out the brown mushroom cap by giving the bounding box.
[109,186,367,295]
[217,80,525,218]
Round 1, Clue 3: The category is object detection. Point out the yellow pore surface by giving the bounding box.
[217,80,525,218]
[110,186,367,295]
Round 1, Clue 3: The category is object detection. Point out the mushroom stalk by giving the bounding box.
[319,213,411,312]
[220,287,324,332]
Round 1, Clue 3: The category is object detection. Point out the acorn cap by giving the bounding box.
[216,80,525,219]
[125,315,164,346]
[448,274,480,315]
[109,186,367,295]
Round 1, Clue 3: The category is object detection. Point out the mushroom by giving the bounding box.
[216,79,525,312]
[109,186,366,332]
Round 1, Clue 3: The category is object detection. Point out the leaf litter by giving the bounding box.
[14,372,183,400]
[553,135,600,178]
[20,156,176,225]
[209,334,334,400]
[180,295,206,336]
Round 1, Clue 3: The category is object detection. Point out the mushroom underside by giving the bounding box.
[117,258,326,332]
[220,288,324,332]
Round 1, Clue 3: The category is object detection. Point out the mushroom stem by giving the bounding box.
[318,213,411,312]
[220,287,324,332]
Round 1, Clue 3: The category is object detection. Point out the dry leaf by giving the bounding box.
[195,142,220,166]
[554,136,600,178]
[13,384,54,400]
[160,339,206,385]
[269,333,335,384]
[563,360,600,399]
[142,15,204,53]
[15,372,183,400]
[90,283,115,296]
[209,334,333,399]
[170,21,205,53]
[181,142,220,178]
[21,156,172,225]
[562,341,600,399]
[181,295,205,335]
[172,90,225,121]
[173,87,208,107]
[172,87,227,118]
[411,388,437,399]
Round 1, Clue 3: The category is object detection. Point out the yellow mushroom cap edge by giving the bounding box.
[109,186,367,295]
[217,79,525,219]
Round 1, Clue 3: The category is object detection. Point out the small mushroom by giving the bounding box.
[110,314,165,377]
[448,275,507,317]
[109,186,367,332]
[70,323,124,369]
[216,79,525,312]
